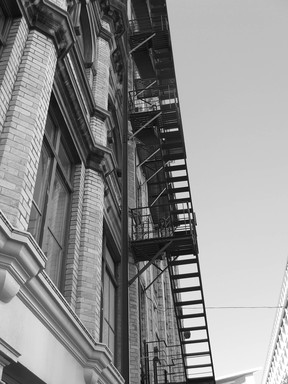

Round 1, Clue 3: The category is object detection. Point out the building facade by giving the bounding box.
[262,261,288,384]
[0,1,215,384]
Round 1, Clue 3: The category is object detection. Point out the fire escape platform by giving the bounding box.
[129,1,215,382]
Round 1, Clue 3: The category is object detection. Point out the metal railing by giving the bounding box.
[131,204,194,242]
[129,16,169,35]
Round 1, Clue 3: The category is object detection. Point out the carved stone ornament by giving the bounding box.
[111,48,124,83]
[20,0,75,58]
[99,0,125,37]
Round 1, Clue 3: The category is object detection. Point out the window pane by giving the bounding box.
[103,271,109,319]
[58,139,72,180]
[102,320,109,346]
[109,279,115,326]
[109,328,115,356]
[28,202,42,240]
[33,146,51,208]
[47,171,69,244]
[45,230,63,286]
[0,8,5,36]
[28,146,51,241]
[45,114,57,145]
[105,247,115,276]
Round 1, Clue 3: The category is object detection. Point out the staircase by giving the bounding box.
[129,1,215,383]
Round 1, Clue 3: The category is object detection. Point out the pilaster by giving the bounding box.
[76,168,105,340]
[0,29,57,230]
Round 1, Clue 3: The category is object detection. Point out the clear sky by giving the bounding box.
[167,0,288,382]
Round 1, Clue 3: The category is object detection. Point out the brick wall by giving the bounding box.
[0,29,57,230]
[64,163,86,310]
[75,168,104,340]
[0,18,28,135]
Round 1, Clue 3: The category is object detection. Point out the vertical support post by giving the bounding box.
[121,28,129,384]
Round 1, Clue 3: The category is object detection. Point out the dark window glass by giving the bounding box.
[101,244,117,359]
[28,111,73,287]
[0,5,11,52]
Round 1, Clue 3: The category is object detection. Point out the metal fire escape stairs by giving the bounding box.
[128,1,215,383]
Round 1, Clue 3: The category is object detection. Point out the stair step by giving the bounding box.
[186,364,212,369]
[180,326,206,332]
[184,351,211,358]
[187,377,215,384]
[172,286,201,294]
[169,197,191,204]
[165,164,186,172]
[183,338,208,345]
[170,258,197,266]
[171,272,199,279]
[167,176,188,183]
[175,299,203,306]
[169,186,189,194]
[163,153,185,161]
[178,313,205,320]
[160,132,181,141]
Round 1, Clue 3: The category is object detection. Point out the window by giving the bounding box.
[101,242,117,359]
[0,4,11,54]
[28,112,74,287]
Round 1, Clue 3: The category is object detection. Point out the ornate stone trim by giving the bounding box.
[20,0,75,58]
[99,0,126,37]
[0,211,46,303]
[111,47,124,83]
[0,338,21,382]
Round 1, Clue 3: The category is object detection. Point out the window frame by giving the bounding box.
[100,234,119,360]
[0,4,12,54]
[28,105,77,289]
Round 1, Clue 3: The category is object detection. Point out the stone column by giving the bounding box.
[0,29,57,230]
[76,168,105,340]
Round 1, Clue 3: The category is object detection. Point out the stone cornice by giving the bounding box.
[0,209,124,384]
[0,211,46,303]
[20,271,124,384]
[99,0,127,38]
[19,0,75,58]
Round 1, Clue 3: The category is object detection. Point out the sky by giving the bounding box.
[167,0,288,382]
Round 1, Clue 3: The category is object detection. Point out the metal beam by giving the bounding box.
[129,33,156,54]
[150,186,167,207]
[137,148,160,168]
[129,112,162,140]
[128,241,173,286]
[135,80,157,98]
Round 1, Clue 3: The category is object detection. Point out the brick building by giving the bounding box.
[262,261,288,384]
[0,1,215,384]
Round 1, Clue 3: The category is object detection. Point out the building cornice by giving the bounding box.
[19,0,75,58]
[0,210,124,384]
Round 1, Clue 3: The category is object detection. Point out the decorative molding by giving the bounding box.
[99,0,126,38]
[84,344,124,384]
[20,0,75,58]
[0,211,46,303]
[0,338,21,364]
[111,48,124,83]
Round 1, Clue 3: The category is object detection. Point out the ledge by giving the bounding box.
[0,211,46,303]
[19,0,75,58]
[0,210,124,384]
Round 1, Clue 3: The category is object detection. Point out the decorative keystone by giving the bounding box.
[0,211,46,303]
[20,0,75,58]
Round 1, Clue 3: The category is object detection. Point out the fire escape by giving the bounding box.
[128,1,215,384]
